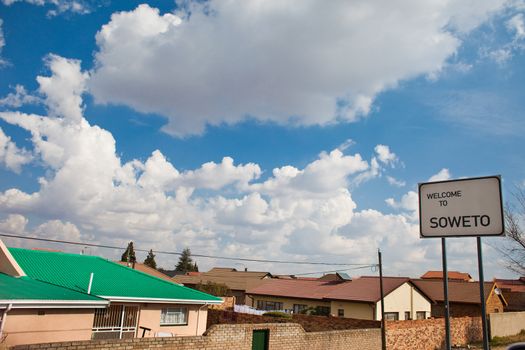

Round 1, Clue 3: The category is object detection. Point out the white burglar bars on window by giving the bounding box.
[92,305,139,339]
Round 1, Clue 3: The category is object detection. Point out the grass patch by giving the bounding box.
[490,330,525,347]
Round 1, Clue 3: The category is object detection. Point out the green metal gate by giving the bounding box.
[252,329,269,350]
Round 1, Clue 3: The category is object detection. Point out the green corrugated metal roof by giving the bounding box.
[9,248,221,303]
[0,273,105,302]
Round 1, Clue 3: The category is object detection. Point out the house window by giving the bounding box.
[384,312,399,321]
[293,304,307,314]
[338,309,344,317]
[257,300,283,311]
[404,311,411,320]
[416,311,426,320]
[160,307,188,326]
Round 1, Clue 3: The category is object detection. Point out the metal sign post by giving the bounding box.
[419,176,504,350]
[442,238,451,350]
[477,237,490,350]
[378,249,386,350]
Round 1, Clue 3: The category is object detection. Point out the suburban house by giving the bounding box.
[494,277,525,312]
[1,240,109,347]
[421,270,473,282]
[0,271,109,347]
[246,275,432,321]
[1,241,222,346]
[173,267,272,305]
[411,279,507,317]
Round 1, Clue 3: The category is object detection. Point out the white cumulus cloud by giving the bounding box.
[428,168,451,182]
[0,19,6,67]
[0,127,32,173]
[0,54,505,277]
[89,1,509,137]
[507,13,525,40]
[37,54,88,122]
[375,144,398,166]
[2,0,92,16]
[0,85,41,108]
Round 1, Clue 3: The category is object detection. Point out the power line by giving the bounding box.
[291,265,377,276]
[0,233,375,267]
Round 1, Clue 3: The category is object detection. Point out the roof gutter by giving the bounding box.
[0,300,109,309]
[100,296,223,305]
[0,304,12,341]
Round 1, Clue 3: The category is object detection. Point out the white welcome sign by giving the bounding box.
[419,176,504,238]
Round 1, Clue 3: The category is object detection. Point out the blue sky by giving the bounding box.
[0,0,524,279]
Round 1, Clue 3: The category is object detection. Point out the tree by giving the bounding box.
[175,248,199,273]
[494,188,525,275]
[144,249,157,269]
[195,281,231,296]
[121,241,136,264]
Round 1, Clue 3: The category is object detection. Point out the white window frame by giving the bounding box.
[160,307,188,326]
[416,311,426,320]
[384,312,399,321]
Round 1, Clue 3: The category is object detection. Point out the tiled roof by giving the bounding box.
[503,291,525,311]
[0,273,107,306]
[411,279,495,304]
[324,276,411,303]
[9,248,222,304]
[494,278,525,292]
[173,267,271,291]
[115,262,175,282]
[246,278,345,300]
[206,267,272,279]
[246,276,413,303]
[421,271,473,281]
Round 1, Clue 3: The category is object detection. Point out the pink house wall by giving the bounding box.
[135,303,209,337]
[2,309,94,347]
[1,304,210,347]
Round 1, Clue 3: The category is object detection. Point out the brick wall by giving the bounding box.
[486,292,505,314]
[9,323,381,350]
[387,316,482,350]
[9,317,482,350]
[209,296,236,310]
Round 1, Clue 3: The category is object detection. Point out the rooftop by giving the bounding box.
[247,276,414,303]
[421,271,473,282]
[9,247,222,304]
[411,279,504,305]
[0,273,107,307]
[173,267,272,291]
[494,277,525,292]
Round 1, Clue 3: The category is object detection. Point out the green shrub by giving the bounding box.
[263,311,292,319]
[194,281,231,297]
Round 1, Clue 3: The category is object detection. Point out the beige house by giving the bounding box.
[1,240,221,347]
[246,276,432,321]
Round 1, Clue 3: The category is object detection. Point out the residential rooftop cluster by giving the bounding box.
[1,239,524,348]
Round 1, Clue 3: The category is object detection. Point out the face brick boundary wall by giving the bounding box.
[386,316,482,350]
[9,323,381,350]
[9,316,483,350]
